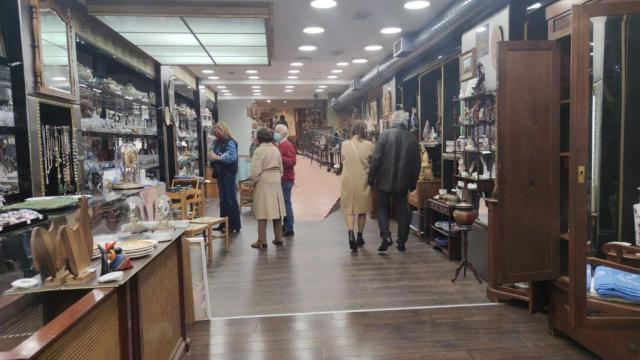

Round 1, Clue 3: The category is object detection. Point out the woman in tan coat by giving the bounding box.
[340,121,374,251]
[250,128,286,249]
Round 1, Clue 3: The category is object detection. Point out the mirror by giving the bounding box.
[586,14,640,313]
[40,8,71,93]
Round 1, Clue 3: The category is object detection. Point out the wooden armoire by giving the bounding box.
[488,2,640,359]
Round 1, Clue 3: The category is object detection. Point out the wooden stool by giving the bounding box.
[190,217,229,263]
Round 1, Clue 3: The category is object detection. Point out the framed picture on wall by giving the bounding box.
[476,23,489,57]
[460,48,477,81]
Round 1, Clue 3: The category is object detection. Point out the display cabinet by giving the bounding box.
[0,0,32,203]
[172,80,202,178]
[76,39,161,188]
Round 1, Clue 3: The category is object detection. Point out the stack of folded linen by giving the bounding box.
[593,265,640,303]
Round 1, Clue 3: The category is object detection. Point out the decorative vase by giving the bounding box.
[453,203,477,226]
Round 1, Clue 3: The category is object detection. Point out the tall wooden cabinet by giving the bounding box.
[489,2,640,359]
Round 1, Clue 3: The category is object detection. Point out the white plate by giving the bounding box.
[126,250,153,259]
[148,232,174,242]
[12,278,40,289]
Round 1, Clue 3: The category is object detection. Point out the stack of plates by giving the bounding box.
[117,240,156,259]
[92,244,100,260]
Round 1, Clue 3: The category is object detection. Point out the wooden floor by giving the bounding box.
[185,166,596,359]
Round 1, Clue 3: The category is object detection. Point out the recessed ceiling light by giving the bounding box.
[476,26,487,33]
[254,93,262,96]
[290,62,304,67]
[381,27,402,34]
[318,85,328,89]
[246,70,258,74]
[220,89,230,92]
[248,76,260,79]
[287,76,299,79]
[201,69,214,74]
[252,85,261,89]
[266,100,271,103]
[284,101,288,103]
[217,85,226,89]
[285,85,295,89]
[352,58,368,64]
[310,0,337,9]
[331,69,343,73]
[303,26,325,34]
[285,89,294,93]
[288,69,300,74]
[365,45,383,51]
[298,45,317,52]
[223,93,232,96]
[404,1,430,10]
[527,2,542,10]
[208,76,219,80]
[327,75,338,79]
[336,62,349,67]
[316,89,325,92]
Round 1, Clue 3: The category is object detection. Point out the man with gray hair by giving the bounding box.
[368,110,421,252]
[275,123,296,238]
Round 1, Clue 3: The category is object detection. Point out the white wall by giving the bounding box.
[217,99,254,157]
[460,6,509,97]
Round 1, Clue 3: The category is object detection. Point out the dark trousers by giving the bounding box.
[281,180,294,232]
[217,173,241,230]
[376,190,410,245]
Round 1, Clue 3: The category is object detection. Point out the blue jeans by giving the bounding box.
[281,180,294,232]
[217,173,241,230]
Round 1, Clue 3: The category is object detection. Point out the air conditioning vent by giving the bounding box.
[393,37,414,57]
[350,80,361,91]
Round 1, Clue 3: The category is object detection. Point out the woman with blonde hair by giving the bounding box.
[209,121,241,232]
[250,128,286,248]
[340,120,374,251]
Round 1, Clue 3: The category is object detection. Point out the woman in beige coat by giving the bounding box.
[340,120,374,251]
[250,128,286,249]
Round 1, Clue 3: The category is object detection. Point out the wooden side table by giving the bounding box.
[190,217,229,263]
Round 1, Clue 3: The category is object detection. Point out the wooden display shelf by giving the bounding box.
[82,129,158,139]
[80,82,158,108]
[431,224,460,238]
[453,176,495,193]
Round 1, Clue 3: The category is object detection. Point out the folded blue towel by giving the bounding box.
[593,266,640,303]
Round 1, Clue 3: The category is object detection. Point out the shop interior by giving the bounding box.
[0,0,639,359]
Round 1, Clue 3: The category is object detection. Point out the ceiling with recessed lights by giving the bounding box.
[190,0,455,100]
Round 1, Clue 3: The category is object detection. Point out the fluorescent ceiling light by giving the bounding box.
[336,62,349,67]
[285,89,294,93]
[287,76,299,79]
[223,93,232,96]
[252,85,262,89]
[201,69,214,74]
[298,45,317,51]
[318,85,328,89]
[381,27,402,34]
[404,1,430,10]
[208,76,219,80]
[285,85,295,89]
[352,58,368,64]
[303,26,325,34]
[246,69,258,74]
[310,0,337,9]
[476,26,487,33]
[316,89,325,92]
[266,100,271,103]
[288,69,300,74]
[217,86,227,89]
[365,45,383,51]
[327,75,338,79]
[527,2,542,10]
[438,55,443,59]
[290,62,303,67]
[248,75,260,79]
[331,69,343,73]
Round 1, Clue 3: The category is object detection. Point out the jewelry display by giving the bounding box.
[42,125,75,194]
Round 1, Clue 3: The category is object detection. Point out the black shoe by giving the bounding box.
[378,238,393,252]
[283,230,295,237]
[357,232,365,247]
[348,231,358,252]
[396,243,406,252]
[229,228,241,233]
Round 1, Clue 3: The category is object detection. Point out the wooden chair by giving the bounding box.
[183,188,204,220]
[166,190,186,220]
[172,177,201,190]
[238,179,254,208]
[190,217,229,263]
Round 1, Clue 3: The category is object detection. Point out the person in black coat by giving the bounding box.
[368,111,421,252]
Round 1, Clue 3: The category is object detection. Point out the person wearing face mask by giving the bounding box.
[274,124,296,237]
[209,121,241,232]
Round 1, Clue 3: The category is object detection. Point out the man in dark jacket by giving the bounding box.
[368,111,421,252]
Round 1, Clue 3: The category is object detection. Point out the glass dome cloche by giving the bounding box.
[113,142,143,190]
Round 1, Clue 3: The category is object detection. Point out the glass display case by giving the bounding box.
[174,82,201,177]
[76,39,160,188]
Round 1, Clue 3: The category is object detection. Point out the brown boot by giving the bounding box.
[251,240,267,249]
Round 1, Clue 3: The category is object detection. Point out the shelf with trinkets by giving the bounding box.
[75,39,161,188]
[174,81,202,178]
